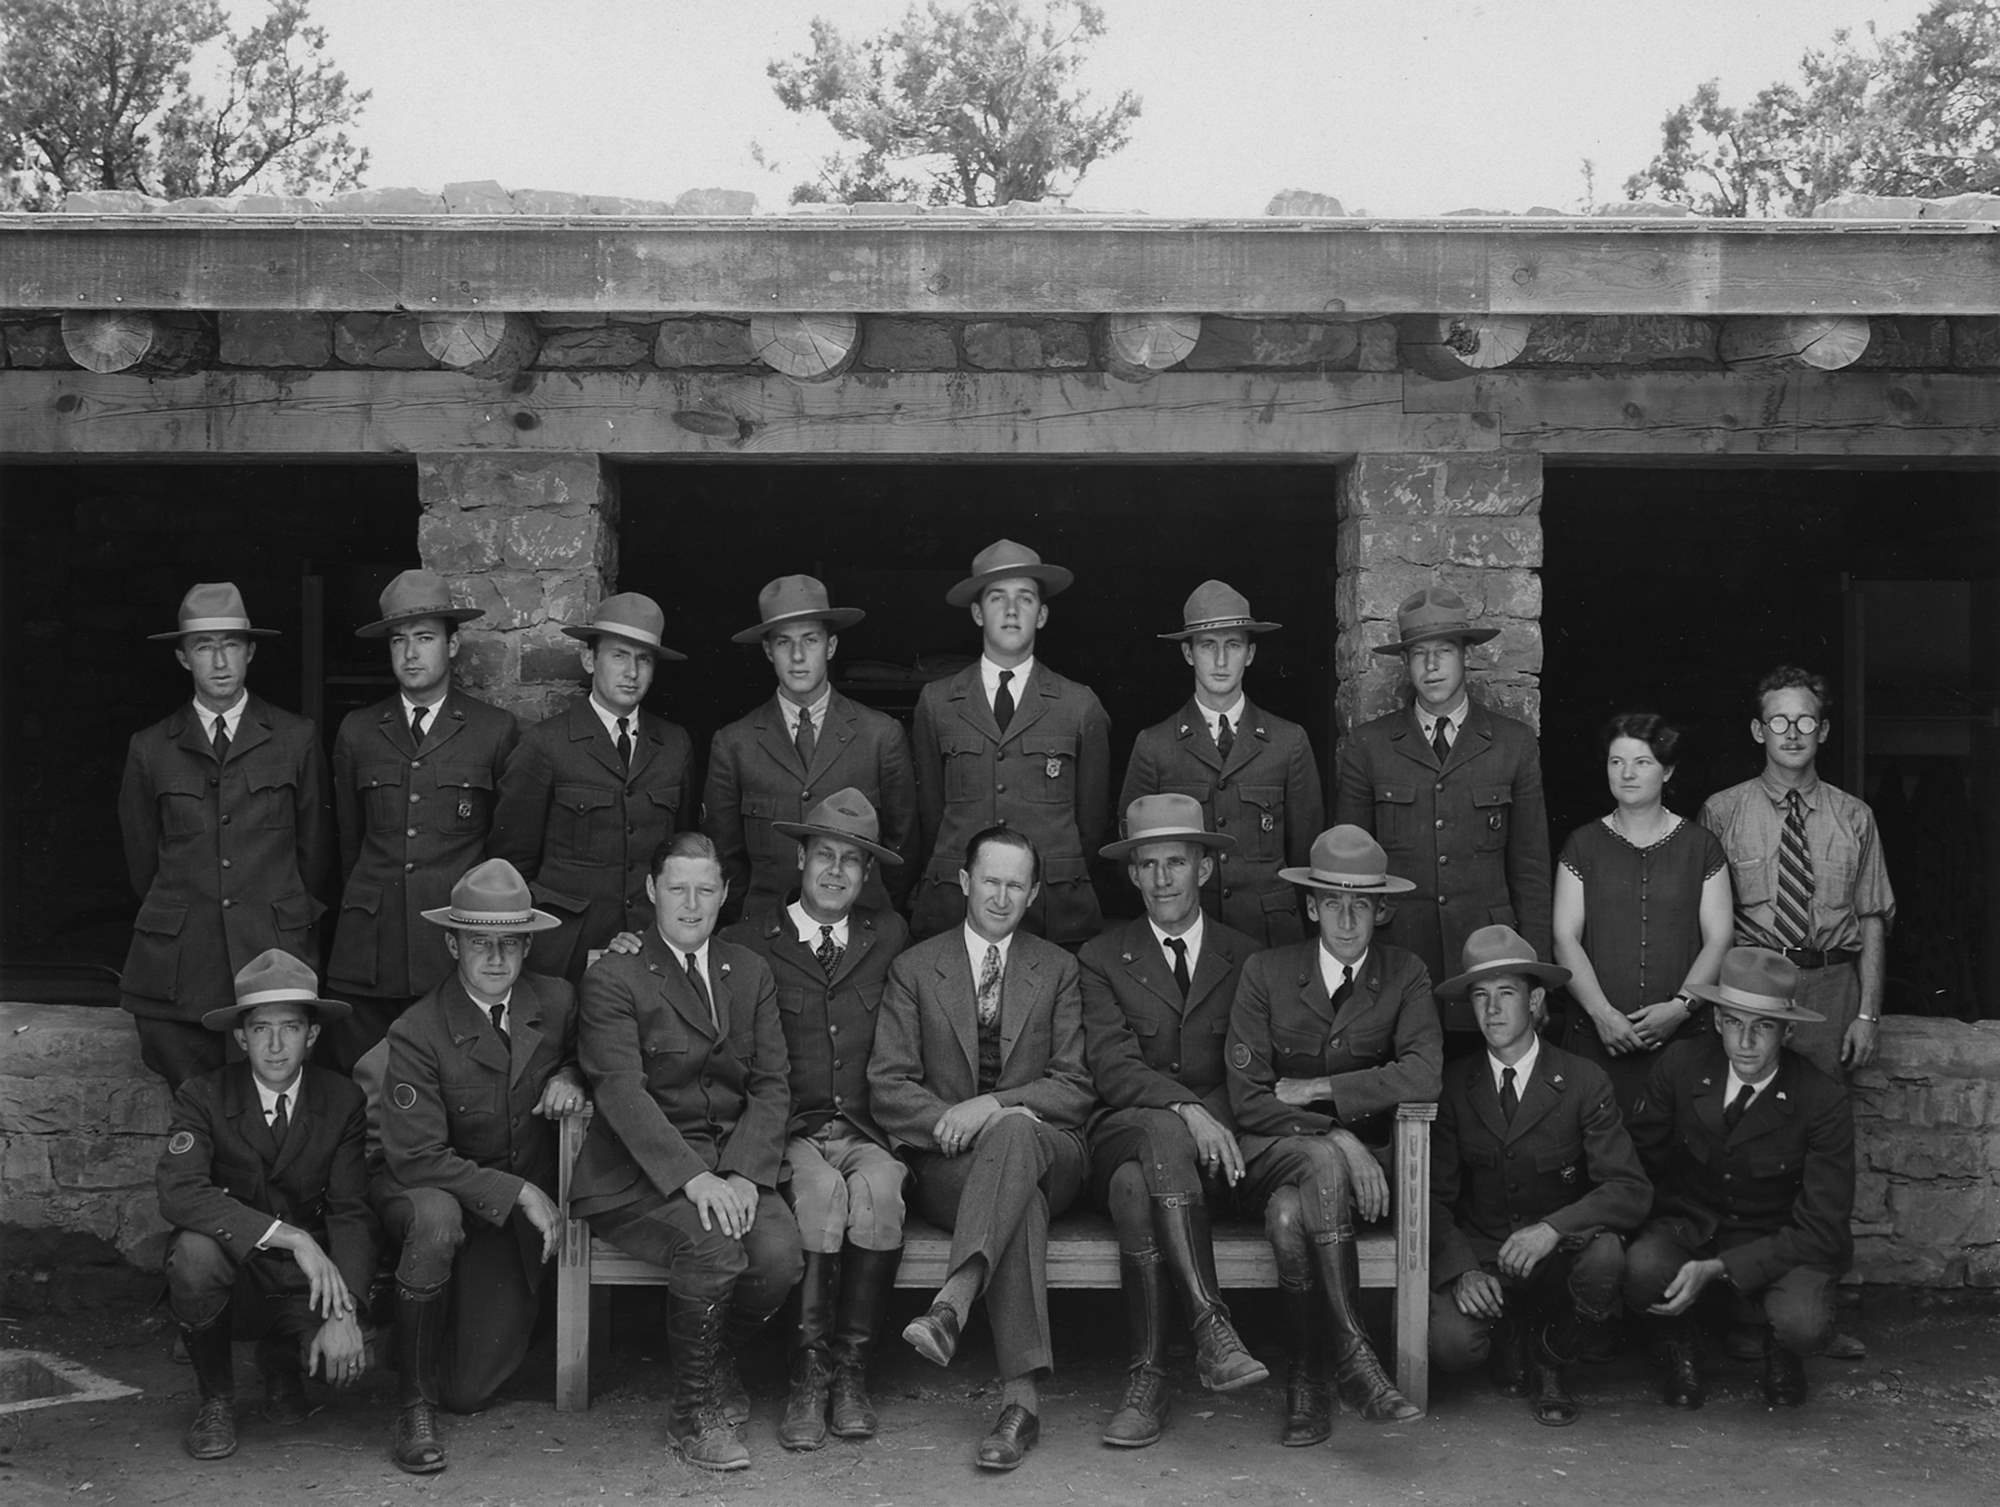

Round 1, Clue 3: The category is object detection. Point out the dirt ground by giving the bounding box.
[4,1287,1997,1507]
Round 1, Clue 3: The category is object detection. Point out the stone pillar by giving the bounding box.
[1333,453,1544,730]
[415,453,619,722]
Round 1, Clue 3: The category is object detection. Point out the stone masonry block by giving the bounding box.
[654,318,755,368]
[1356,320,1399,372]
[540,572,603,629]
[1854,317,1952,369]
[537,326,655,368]
[0,1134,53,1191]
[442,179,514,213]
[1439,519,1543,568]
[1440,456,1544,516]
[50,1137,159,1191]
[1340,518,1442,568]
[962,319,1093,371]
[1862,1129,1997,1181]
[417,510,504,574]
[1480,621,1544,674]
[505,511,608,572]
[450,571,545,632]
[521,640,588,686]
[860,318,959,371]
[1951,317,2000,369]
[1520,316,1716,366]
[1185,318,1359,371]
[452,633,515,694]
[1888,1181,2000,1248]
[1338,455,1442,519]
[334,313,434,369]
[417,454,613,515]
[672,188,759,216]
[219,312,333,367]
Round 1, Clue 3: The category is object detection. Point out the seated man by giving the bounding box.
[366,859,586,1474]
[1079,794,1267,1449]
[1226,825,1440,1445]
[870,827,1095,1472]
[568,833,802,1473]
[155,950,374,1461]
[720,789,911,1451]
[1623,946,1855,1410]
[1428,925,1651,1426]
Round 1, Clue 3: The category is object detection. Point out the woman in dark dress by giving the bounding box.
[1551,713,1732,1115]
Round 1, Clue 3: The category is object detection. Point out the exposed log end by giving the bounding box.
[1397,315,1532,382]
[60,311,214,375]
[751,313,859,382]
[419,311,540,377]
[1718,315,1872,371]
[1102,313,1202,382]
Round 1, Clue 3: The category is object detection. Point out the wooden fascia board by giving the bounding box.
[0,216,1995,316]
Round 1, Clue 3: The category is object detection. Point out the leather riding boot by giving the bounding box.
[1152,1195,1269,1393]
[1761,1328,1809,1408]
[1660,1318,1706,1410]
[1529,1350,1579,1426]
[714,1308,766,1428]
[665,1294,750,1472]
[181,1316,238,1460]
[1279,1282,1331,1447]
[392,1287,449,1474]
[1102,1252,1171,1448]
[779,1252,838,1452]
[1536,1306,1601,1371]
[257,1331,310,1425]
[1488,1315,1531,1397]
[1311,1231,1420,1422]
[829,1246,901,1439]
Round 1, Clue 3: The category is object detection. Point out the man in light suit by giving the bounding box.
[704,574,916,925]
[909,539,1111,947]
[870,827,1095,1472]
[491,593,695,982]
[326,568,519,1071]
[1079,794,1268,1448]
[1227,826,1441,1445]
[1332,586,1551,1044]
[1119,581,1323,946]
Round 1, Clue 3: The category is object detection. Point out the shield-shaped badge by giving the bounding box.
[1261,813,1275,833]
[1046,756,1063,779]
[458,797,474,820]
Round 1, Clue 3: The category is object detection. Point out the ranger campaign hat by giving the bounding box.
[148,582,280,641]
[730,574,866,644]
[1371,586,1500,656]
[560,592,688,660]
[945,538,1075,608]
[1686,946,1826,1024]
[1278,825,1416,895]
[1433,924,1572,1000]
[355,568,483,638]
[1100,792,1236,861]
[201,949,351,1030]
[1158,580,1281,640]
[420,858,563,932]
[772,787,902,866]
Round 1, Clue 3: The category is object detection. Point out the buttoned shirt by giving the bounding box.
[1724,1063,1779,1113]
[398,691,449,733]
[1318,945,1368,1000]
[192,691,249,744]
[465,986,514,1034]
[1489,1034,1541,1097]
[1700,770,1896,951]
[663,936,715,998]
[787,900,849,952]
[587,694,636,748]
[1414,695,1469,752]
[1149,911,1205,981]
[779,688,832,742]
[963,923,1016,983]
[979,654,1035,711]
[1197,695,1247,748]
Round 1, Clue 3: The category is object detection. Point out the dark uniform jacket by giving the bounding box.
[1430,1042,1651,1287]
[910,661,1112,946]
[721,905,909,1145]
[1628,1038,1854,1292]
[1079,913,1259,1128]
[870,929,1096,1152]
[568,932,790,1219]
[329,690,520,1000]
[1332,699,1552,1028]
[1118,700,1323,945]
[1227,941,1444,1149]
[490,698,694,980]
[119,696,335,1022]
[703,691,918,923]
[156,1062,376,1303]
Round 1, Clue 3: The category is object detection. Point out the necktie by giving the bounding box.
[794,707,816,769]
[270,1090,289,1145]
[616,716,633,770]
[1431,716,1452,766]
[488,1003,509,1049]
[1500,1066,1519,1124]
[685,951,716,1029]
[410,704,429,747]
[1166,936,1191,1000]
[1724,1082,1757,1131]
[211,714,231,765]
[1331,963,1354,1010]
[977,943,1002,1026]
[815,923,843,979]
[1215,713,1235,760]
[1776,790,1815,950]
[994,670,1016,734]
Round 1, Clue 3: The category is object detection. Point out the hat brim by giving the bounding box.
[201,996,351,1030]
[148,627,281,642]
[729,606,867,645]
[1158,619,1282,641]
[419,905,564,933]
[355,606,484,639]
[1278,867,1417,894]
[769,820,902,866]
[1433,959,1572,1001]
[1684,981,1826,1023]
[944,563,1074,609]
[560,624,689,661]
[1371,625,1501,656]
[1100,829,1236,861]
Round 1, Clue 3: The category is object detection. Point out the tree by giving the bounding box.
[0,0,368,209]
[767,0,1141,207]
[1623,0,1999,216]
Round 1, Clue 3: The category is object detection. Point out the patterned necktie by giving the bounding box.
[410,704,429,747]
[1724,1081,1756,1131]
[616,716,633,770]
[488,1002,509,1049]
[1215,713,1234,760]
[1776,790,1815,950]
[1431,716,1451,766]
[994,669,1016,734]
[977,943,1002,1026]
[1331,963,1354,1010]
[1500,1066,1519,1124]
[270,1091,289,1145]
[815,923,843,979]
[684,951,716,1029]
[211,714,231,765]
[1166,936,1191,1000]
[794,707,816,769]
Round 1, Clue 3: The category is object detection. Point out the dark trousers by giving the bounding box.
[1236,1132,1387,1233]
[135,1016,229,1091]
[1622,1216,1837,1356]
[1089,1106,1238,1247]
[1429,1231,1626,1371]
[590,1187,803,1315]
[909,1113,1088,1379]
[165,1229,321,1350]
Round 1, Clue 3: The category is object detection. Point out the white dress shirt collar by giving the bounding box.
[194,691,249,739]
[789,901,850,950]
[1725,1064,1780,1108]
[1318,946,1367,1000]
[1490,1034,1542,1096]
[963,923,1015,981]
[1149,912,1205,978]
[588,694,636,746]
[253,1070,303,1121]
[1198,695,1247,744]
[1415,696,1470,742]
[980,655,1034,709]
[779,686,832,735]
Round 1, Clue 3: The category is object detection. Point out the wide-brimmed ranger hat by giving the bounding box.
[1158,580,1281,640]
[945,538,1075,609]
[1687,946,1825,1023]
[1101,792,1236,861]
[772,787,902,866]
[420,858,563,932]
[356,568,483,639]
[1371,585,1500,656]
[1279,825,1416,894]
[731,574,866,644]
[1434,924,1572,1000]
[560,592,687,661]
[201,948,351,1030]
[148,581,280,642]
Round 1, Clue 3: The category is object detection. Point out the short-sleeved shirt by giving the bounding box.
[1700,772,1895,952]
[1559,816,1727,1013]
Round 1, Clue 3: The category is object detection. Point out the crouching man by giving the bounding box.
[155,950,375,1460]
[1428,926,1650,1425]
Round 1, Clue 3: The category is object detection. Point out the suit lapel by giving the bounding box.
[649,935,721,1039]
[1003,666,1052,744]
[756,701,806,778]
[828,917,874,987]
[1120,919,1184,1016]
[423,694,470,758]
[174,706,219,764]
[268,1074,316,1181]
[445,978,513,1076]
[1219,699,1265,780]
[627,712,665,785]
[808,693,859,785]
[1693,1058,1730,1142]
[952,666,1004,744]
[1174,699,1224,773]
[226,697,276,764]
[999,938,1038,1064]
[1468,1059,1510,1144]
[935,939,979,1081]
[375,699,416,758]
[1442,702,1495,778]
[1506,1053,1563,1142]
[1296,950,1339,1033]
[708,950,734,1039]
[567,698,626,782]
[509,976,547,1088]
[223,1065,278,1163]
[1187,924,1242,1015]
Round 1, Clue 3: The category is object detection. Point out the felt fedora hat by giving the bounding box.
[201,948,350,1030]
[148,581,280,641]
[730,574,866,644]
[1279,825,1416,894]
[1370,585,1500,656]
[1433,923,1572,1000]
[772,786,903,866]
[420,858,563,932]
[944,538,1075,608]
[1100,792,1236,861]
[1158,580,1281,640]
[1686,946,1826,1023]
[560,592,687,660]
[355,568,483,638]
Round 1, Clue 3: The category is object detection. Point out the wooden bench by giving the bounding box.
[555,1103,1434,1414]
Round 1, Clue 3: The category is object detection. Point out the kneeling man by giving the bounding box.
[1428,926,1650,1425]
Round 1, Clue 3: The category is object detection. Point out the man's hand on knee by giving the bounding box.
[1452,1270,1506,1320]
[1177,1102,1245,1186]
[685,1171,749,1238]
[1495,1221,1560,1279]
[932,1095,1001,1156]
[307,1311,367,1389]
[1649,1257,1727,1316]
[269,1225,354,1320]
[1329,1129,1389,1222]
[724,1174,760,1234]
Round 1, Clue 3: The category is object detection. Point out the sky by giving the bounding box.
[296,0,1938,216]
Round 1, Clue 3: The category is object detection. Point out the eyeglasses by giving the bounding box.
[1761,714,1822,736]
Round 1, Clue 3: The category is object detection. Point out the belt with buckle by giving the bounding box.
[1783,947,1859,970]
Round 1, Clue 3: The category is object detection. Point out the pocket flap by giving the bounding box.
[742,793,780,818]
[1533,1144,1584,1172]
[1376,783,1416,805]
[554,783,613,814]
[339,881,382,916]
[1022,734,1078,758]
[272,892,322,930]
[246,765,297,795]
[135,898,188,936]
[358,764,405,791]
[1473,784,1514,809]
[1239,784,1284,812]
[434,764,494,792]
[1042,854,1088,884]
[531,883,589,915]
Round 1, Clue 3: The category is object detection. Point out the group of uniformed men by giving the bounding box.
[125,539,1877,1474]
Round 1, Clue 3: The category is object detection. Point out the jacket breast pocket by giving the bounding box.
[551,782,617,865]
[245,762,300,831]
[271,892,321,951]
[1472,785,1513,853]
[1462,1145,1499,1169]
[1270,1026,1324,1076]
[1373,784,1417,851]
[434,764,495,837]
[742,793,782,862]
[1337,1023,1391,1066]
[938,731,988,805]
[129,899,189,999]
[358,762,407,830]
[441,1081,500,1119]
[1237,785,1285,862]
[158,774,211,839]
[644,783,683,838]
[1533,1143,1585,1176]
[1020,735,1078,805]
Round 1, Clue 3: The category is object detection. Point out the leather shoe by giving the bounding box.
[1102,1365,1168,1448]
[182,1397,237,1460]
[393,1402,448,1474]
[1662,1338,1706,1410]
[901,1304,961,1368]
[975,1403,1039,1471]
[1762,1341,1809,1407]
[1489,1317,1531,1398]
